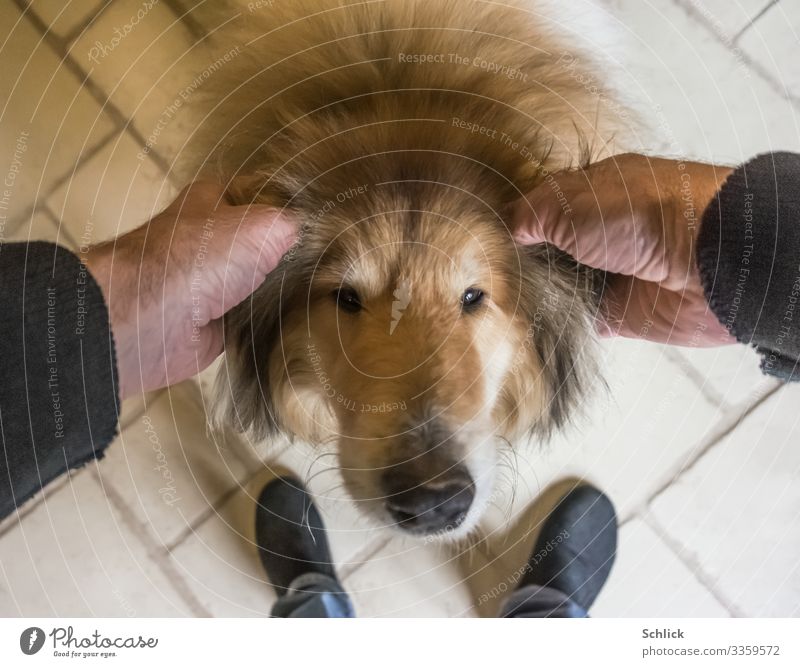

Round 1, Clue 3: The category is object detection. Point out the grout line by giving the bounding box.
[88,466,212,617]
[662,348,726,408]
[732,0,780,45]
[641,509,745,616]
[161,479,246,555]
[339,535,393,581]
[160,438,293,554]
[0,392,160,540]
[41,204,79,251]
[14,0,172,175]
[635,380,783,616]
[632,379,781,514]
[0,473,73,539]
[148,550,214,618]
[674,0,800,106]
[60,0,114,46]
[3,127,119,237]
[161,0,209,43]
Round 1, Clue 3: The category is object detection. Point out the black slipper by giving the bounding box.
[254,475,338,595]
[518,484,618,611]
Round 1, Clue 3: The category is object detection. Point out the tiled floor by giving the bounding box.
[1,0,799,617]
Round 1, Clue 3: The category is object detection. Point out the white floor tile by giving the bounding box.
[592,518,731,617]
[95,381,251,548]
[0,470,190,616]
[596,0,800,162]
[738,1,800,99]
[649,383,800,616]
[342,537,478,617]
[667,345,779,410]
[167,479,277,617]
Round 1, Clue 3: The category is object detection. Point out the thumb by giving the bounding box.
[511,185,585,262]
[235,205,300,273]
[511,194,550,246]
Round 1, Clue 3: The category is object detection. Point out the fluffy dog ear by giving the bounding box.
[210,247,309,440]
[511,244,605,439]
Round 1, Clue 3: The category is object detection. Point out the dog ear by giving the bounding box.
[210,243,310,440]
[511,244,605,439]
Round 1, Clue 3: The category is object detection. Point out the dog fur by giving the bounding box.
[187,0,610,538]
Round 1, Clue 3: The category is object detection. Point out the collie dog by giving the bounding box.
[193,0,610,538]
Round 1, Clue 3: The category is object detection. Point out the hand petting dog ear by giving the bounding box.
[86,157,736,401]
[513,153,735,346]
[86,182,297,400]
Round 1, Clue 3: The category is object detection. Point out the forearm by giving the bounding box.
[0,241,120,519]
[697,152,800,380]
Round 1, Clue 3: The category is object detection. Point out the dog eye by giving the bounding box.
[461,287,484,311]
[332,287,362,313]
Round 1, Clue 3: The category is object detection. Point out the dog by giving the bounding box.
[188,0,611,539]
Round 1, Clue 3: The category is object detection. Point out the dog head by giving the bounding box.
[215,181,600,539]
[199,0,610,539]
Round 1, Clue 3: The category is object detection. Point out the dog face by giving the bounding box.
[303,213,530,537]
[217,190,599,538]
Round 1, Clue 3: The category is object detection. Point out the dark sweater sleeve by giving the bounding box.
[0,241,120,519]
[697,152,800,381]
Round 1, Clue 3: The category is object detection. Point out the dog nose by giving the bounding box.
[383,468,475,534]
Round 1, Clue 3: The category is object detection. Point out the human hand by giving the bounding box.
[513,153,735,346]
[86,182,297,400]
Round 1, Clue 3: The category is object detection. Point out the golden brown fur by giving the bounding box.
[186,0,609,537]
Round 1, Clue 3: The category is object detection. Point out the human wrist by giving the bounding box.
[84,241,138,400]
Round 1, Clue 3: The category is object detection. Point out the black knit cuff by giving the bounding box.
[0,241,120,518]
[697,152,800,381]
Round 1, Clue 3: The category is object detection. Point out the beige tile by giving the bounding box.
[592,518,730,617]
[96,380,251,547]
[341,537,477,617]
[0,5,115,226]
[739,2,800,99]
[2,208,72,247]
[167,473,278,617]
[71,0,207,164]
[649,383,800,616]
[0,469,191,616]
[596,0,800,162]
[47,130,175,245]
[27,0,106,40]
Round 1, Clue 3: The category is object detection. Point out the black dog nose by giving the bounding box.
[383,468,475,534]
